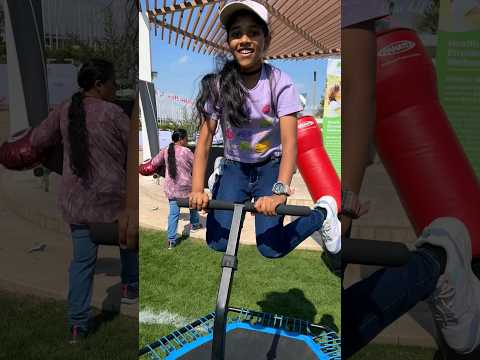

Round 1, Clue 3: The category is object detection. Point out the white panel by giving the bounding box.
[139,11,152,82]
[139,99,152,161]
[139,10,153,160]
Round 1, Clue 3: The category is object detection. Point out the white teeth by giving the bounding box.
[239,49,253,54]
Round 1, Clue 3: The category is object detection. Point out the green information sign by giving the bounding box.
[322,116,341,177]
[436,31,480,175]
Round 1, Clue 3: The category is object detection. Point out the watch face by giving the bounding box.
[273,182,285,194]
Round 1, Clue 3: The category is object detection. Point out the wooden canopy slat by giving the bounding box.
[151,17,229,52]
[258,0,326,52]
[270,4,337,52]
[203,12,224,54]
[147,0,341,60]
[175,9,184,45]
[198,1,224,53]
[151,0,218,15]
[186,5,205,50]
[168,0,177,44]
[181,7,195,48]
[192,2,216,51]
[275,2,333,41]
[207,31,226,55]
[198,0,225,53]
[161,0,167,40]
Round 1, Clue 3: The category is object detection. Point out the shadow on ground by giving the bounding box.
[257,288,339,333]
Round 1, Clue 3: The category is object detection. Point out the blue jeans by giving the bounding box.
[167,200,200,244]
[342,248,442,358]
[68,224,139,331]
[206,158,325,258]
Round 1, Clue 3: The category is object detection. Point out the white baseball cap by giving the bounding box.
[219,0,269,28]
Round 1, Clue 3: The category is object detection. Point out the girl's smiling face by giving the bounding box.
[227,13,270,71]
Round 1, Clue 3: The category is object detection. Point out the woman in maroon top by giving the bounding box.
[30,59,139,343]
[151,129,202,248]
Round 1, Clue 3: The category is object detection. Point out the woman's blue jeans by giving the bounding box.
[68,224,139,331]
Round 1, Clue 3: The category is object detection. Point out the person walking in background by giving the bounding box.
[150,129,202,249]
[0,59,139,343]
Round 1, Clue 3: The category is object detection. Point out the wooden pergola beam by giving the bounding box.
[192,1,216,51]
[180,7,195,48]
[258,0,329,53]
[149,0,220,16]
[150,17,229,53]
[265,48,340,60]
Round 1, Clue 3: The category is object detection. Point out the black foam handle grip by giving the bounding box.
[342,238,412,266]
[176,198,312,217]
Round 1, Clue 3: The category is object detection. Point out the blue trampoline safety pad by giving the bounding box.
[166,322,331,360]
[141,309,341,360]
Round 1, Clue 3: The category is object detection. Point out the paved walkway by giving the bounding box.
[139,167,322,251]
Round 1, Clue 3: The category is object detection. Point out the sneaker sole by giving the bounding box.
[121,298,138,305]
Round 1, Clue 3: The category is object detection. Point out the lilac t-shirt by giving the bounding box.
[342,0,390,28]
[206,65,302,163]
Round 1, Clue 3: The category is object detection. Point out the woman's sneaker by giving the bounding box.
[416,217,480,354]
[69,325,88,344]
[314,195,341,254]
[182,223,203,237]
[121,284,139,304]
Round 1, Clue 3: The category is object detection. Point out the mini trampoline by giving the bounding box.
[139,200,341,360]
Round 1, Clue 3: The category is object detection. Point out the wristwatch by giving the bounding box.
[272,181,291,196]
[340,188,361,219]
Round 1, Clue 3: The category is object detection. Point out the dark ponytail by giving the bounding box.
[68,59,115,178]
[68,91,87,177]
[167,128,187,180]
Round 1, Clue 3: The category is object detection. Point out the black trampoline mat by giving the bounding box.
[177,328,320,360]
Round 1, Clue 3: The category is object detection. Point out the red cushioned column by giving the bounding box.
[297,116,341,208]
[375,28,480,257]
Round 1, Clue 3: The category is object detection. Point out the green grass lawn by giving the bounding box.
[139,228,341,349]
[140,229,439,360]
[351,344,435,359]
[0,290,138,360]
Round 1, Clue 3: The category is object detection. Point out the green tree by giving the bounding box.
[45,0,138,90]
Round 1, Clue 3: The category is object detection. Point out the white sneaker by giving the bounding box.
[415,217,480,354]
[314,195,341,254]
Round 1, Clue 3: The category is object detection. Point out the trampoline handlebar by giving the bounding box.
[342,237,412,266]
[175,198,312,217]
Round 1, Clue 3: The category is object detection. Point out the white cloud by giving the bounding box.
[178,55,189,64]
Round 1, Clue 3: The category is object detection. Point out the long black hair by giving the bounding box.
[168,128,188,180]
[194,9,271,129]
[68,59,115,178]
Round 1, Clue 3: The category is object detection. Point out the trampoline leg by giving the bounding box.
[212,204,245,360]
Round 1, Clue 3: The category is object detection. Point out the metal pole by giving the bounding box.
[211,204,245,360]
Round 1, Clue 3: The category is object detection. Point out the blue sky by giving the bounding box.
[142,0,330,111]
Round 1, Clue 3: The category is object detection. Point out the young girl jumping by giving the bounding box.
[189,0,341,258]
[151,129,202,249]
